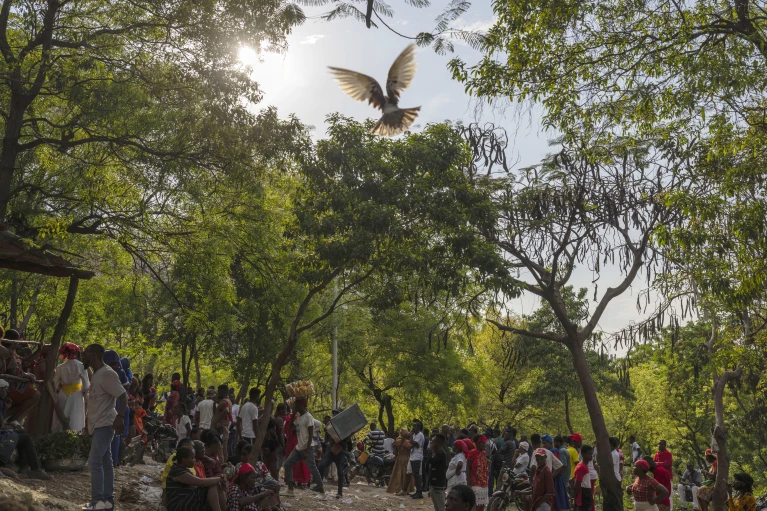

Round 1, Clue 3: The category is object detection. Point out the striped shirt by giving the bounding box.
[366,429,386,456]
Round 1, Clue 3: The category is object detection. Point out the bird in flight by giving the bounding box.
[329,44,420,137]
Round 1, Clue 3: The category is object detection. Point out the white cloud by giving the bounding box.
[396,19,409,26]
[300,34,326,45]
[429,94,452,109]
[451,16,496,33]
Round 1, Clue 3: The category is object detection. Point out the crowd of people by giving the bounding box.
[0,329,760,511]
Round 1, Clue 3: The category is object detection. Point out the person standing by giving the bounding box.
[447,440,468,489]
[531,448,555,511]
[195,389,216,430]
[552,436,571,511]
[384,431,395,455]
[644,456,672,511]
[610,437,623,484]
[466,436,489,511]
[211,385,232,462]
[274,402,287,472]
[677,462,702,511]
[727,472,755,511]
[627,459,669,511]
[429,434,448,511]
[228,390,239,457]
[630,436,642,466]
[82,344,128,511]
[318,424,351,498]
[387,428,415,496]
[410,421,426,499]
[572,445,594,511]
[237,389,259,444]
[52,342,89,433]
[654,441,672,472]
[282,397,324,496]
[564,436,579,479]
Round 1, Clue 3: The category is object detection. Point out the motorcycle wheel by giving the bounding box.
[489,495,510,511]
[512,491,528,511]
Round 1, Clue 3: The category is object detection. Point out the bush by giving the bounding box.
[35,431,90,462]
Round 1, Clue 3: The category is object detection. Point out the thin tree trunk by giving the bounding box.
[33,275,79,438]
[569,340,623,511]
[9,275,17,328]
[19,287,39,332]
[710,369,741,511]
[194,350,202,389]
[383,395,395,435]
[564,392,574,434]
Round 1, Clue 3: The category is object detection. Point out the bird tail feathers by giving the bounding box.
[371,107,421,137]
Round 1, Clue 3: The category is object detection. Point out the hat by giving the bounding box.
[534,448,547,457]
[230,463,255,486]
[635,459,650,471]
[476,436,488,444]
[519,441,529,451]
[454,439,470,456]
[570,433,582,442]
[541,434,553,443]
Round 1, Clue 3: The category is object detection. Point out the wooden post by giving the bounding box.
[32,275,79,438]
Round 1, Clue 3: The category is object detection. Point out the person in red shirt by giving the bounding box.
[644,456,672,511]
[653,441,673,472]
[531,448,555,511]
[572,445,594,511]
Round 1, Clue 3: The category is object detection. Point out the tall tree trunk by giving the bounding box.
[33,275,79,438]
[710,368,741,511]
[0,100,26,223]
[9,275,17,328]
[194,349,201,389]
[383,395,395,435]
[564,392,574,434]
[569,341,623,511]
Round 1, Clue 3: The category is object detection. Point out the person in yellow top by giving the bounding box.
[727,472,756,511]
[161,438,195,508]
[564,436,579,479]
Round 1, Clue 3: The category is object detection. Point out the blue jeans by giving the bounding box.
[90,426,115,502]
[283,446,323,487]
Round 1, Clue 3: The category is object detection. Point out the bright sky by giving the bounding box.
[241,3,654,338]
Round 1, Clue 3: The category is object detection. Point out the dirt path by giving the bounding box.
[0,461,435,511]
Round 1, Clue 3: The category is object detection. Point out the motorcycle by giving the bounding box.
[488,467,532,511]
[346,448,395,487]
[122,413,179,465]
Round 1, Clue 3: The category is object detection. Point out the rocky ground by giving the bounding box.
[0,461,435,511]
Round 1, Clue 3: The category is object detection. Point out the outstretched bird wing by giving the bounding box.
[328,68,386,111]
[386,44,417,103]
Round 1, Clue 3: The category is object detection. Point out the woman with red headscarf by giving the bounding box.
[52,342,89,433]
[447,439,468,488]
[226,463,277,511]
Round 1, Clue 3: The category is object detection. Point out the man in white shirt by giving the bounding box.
[237,389,260,444]
[195,389,215,429]
[82,344,127,511]
[228,390,240,457]
[410,421,425,499]
[384,433,395,455]
[513,442,531,476]
[282,397,324,496]
[629,435,642,465]
[530,434,564,476]
[610,437,622,482]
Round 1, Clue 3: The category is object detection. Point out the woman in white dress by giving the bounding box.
[52,342,89,433]
[447,439,468,488]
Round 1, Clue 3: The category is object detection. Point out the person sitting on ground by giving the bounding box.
[678,462,702,511]
[226,463,277,511]
[202,434,224,478]
[531,448,555,511]
[445,484,477,511]
[165,446,226,511]
[161,438,195,508]
[727,472,755,511]
[228,440,249,466]
[193,440,207,478]
[627,459,669,511]
[0,379,49,480]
